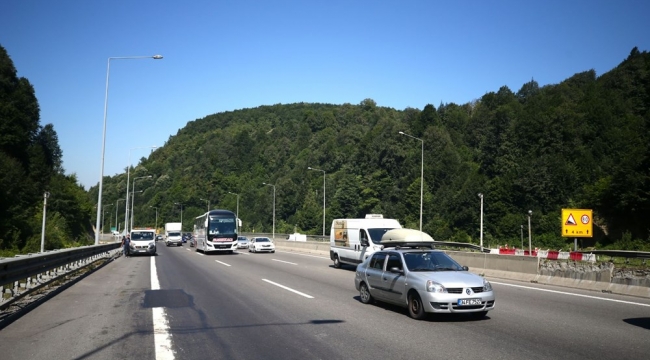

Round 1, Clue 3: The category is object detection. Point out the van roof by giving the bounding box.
[379,228,434,247]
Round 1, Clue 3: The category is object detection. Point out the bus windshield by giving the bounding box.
[208,216,236,238]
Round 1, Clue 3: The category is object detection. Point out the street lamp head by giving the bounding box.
[152,55,163,59]
[478,193,483,198]
[44,192,50,198]
[307,167,312,170]
[398,131,405,135]
[528,210,533,216]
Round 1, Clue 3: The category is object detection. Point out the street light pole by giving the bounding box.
[40,192,50,253]
[95,54,163,245]
[175,203,183,229]
[150,206,158,232]
[478,193,483,252]
[124,146,157,236]
[398,131,424,232]
[227,192,240,234]
[115,198,125,234]
[102,204,113,234]
[520,225,524,249]
[262,183,276,240]
[200,198,210,213]
[307,167,326,237]
[527,210,533,255]
[131,175,152,230]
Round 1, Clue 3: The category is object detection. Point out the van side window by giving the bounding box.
[386,253,403,271]
[369,253,386,270]
[360,229,369,244]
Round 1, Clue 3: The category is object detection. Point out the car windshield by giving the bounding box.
[238,237,248,241]
[255,238,270,242]
[403,251,463,271]
[168,232,181,237]
[131,232,155,240]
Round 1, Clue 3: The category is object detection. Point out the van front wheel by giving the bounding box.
[333,255,341,268]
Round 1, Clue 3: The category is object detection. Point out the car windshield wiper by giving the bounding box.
[434,267,458,271]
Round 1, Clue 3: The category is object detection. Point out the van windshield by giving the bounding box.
[367,228,397,244]
[131,232,155,241]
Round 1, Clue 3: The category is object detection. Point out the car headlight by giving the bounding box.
[483,279,493,292]
[426,280,447,293]
[149,242,155,247]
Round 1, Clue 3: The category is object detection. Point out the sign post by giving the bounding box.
[561,209,593,250]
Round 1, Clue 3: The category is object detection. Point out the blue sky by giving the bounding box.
[2,0,649,190]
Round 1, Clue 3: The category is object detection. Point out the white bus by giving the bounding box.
[194,209,238,253]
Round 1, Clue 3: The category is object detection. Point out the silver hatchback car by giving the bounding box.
[354,230,495,320]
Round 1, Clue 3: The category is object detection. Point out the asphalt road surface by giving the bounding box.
[1,243,649,360]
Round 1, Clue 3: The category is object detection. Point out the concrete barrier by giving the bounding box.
[273,240,650,298]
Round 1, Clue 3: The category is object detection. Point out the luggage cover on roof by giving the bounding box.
[380,228,434,244]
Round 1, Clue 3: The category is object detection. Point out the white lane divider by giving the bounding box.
[272,259,297,265]
[275,250,329,260]
[151,257,175,360]
[491,281,650,307]
[215,260,231,267]
[236,251,250,255]
[186,248,191,252]
[262,279,314,299]
[197,252,205,256]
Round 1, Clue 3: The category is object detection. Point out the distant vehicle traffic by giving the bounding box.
[354,229,495,320]
[193,209,238,253]
[129,229,157,256]
[249,237,275,253]
[330,214,402,268]
[165,222,182,246]
[155,234,164,241]
[237,236,249,249]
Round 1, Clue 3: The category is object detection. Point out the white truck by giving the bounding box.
[329,214,402,268]
[165,222,183,246]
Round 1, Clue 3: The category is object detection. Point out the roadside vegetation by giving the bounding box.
[2,44,650,256]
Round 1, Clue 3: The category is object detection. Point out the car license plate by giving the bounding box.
[458,298,482,306]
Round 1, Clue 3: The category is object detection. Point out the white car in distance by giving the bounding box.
[248,237,275,253]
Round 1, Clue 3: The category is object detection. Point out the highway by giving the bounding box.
[0,244,649,360]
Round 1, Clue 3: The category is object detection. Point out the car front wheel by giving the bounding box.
[359,283,373,304]
[408,292,426,320]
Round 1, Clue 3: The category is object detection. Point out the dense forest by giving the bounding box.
[0,45,94,256]
[90,47,650,252]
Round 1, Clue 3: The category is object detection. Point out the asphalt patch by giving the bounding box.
[143,289,193,308]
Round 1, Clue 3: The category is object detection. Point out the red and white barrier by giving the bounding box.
[495,248,595,262]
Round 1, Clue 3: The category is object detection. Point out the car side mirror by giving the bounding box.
[389,267,403,274]
[360,238,369,247]
[462,266,469,271]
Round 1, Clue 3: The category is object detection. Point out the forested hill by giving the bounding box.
[92,47,650,251]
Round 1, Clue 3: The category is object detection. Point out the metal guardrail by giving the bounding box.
[1,243,120,310]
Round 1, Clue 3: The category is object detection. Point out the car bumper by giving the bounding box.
[253,247,275,252]
[129,247,156,255]
[421,290,496,313]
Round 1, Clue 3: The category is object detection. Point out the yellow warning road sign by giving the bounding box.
[561,209,593,238]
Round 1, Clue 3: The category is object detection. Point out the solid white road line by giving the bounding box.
[262,279,314,299]
[151,257,175,360]
[272,259,297,265]
[215,260,231,267]
[491,281,650,307]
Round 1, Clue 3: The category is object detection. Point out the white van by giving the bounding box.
[329,214,402,268]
